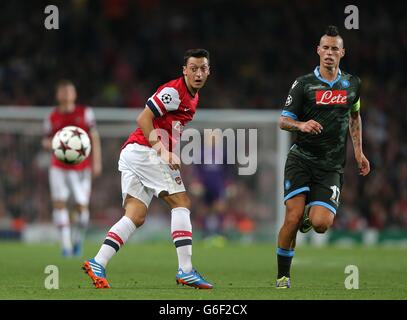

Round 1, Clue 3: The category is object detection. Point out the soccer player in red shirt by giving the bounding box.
[83,49,213,289]
[42,80,102,257]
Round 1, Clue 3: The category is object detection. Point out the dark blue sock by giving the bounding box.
[276,247,294,278]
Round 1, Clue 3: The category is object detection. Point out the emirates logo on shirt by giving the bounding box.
[315,90,347,105]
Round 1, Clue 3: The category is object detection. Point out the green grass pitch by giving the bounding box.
[1,242,406,299]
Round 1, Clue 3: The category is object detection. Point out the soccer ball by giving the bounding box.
[52,126,91,164]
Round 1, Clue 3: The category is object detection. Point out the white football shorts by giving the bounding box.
[49,166,91,206]
[119,143,186,208]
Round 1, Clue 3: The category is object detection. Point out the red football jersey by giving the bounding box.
[123,77,199,151]
[44,105,95,170]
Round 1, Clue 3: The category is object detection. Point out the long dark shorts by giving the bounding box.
[283,152,343,215]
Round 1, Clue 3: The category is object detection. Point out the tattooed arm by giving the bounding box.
[279,116,323,134]
[349,111,370,176]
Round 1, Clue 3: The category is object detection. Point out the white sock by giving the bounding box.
[94,216,136,268]
[171,207,193,273]
[72,209,90,246]
[53,208,72,252]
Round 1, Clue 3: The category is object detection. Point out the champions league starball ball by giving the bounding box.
[52,126,91,164]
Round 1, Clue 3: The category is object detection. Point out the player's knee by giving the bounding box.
[312,220,332,233]
[133,215,146,228]
[125,212,146,227]
[53,201,66,210]
[284,212,302,229]
[164,193,191,210]
[180,195,191,210]
[284,198,306,229]
[309,207,334,233]
[313,225,328,233]
[123,195,148,227]
[75,204,88,212]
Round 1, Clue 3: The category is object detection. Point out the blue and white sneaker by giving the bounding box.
[82,258,110,288]
[176,268,213,289]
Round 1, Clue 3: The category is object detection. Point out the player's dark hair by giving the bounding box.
[56,79,75,90]
[325,25,340,37]
[183,49,210,65]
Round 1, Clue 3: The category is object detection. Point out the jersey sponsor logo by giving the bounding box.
[315,90,347,105]
[285,95,293,106]
[175,176,182,185]
[161,93,172,104]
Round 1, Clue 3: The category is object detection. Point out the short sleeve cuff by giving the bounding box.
[147,99,162,117]
[281,110,298,120]
[351,98,361,112]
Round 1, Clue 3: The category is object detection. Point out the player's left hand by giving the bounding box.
[356,153,370,176]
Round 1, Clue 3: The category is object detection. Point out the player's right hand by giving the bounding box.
[298,120,323,134]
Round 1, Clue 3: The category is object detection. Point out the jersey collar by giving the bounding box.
[314,66,342,88]
[182,76,197,98]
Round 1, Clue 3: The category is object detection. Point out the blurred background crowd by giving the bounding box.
[0,0,406,237]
